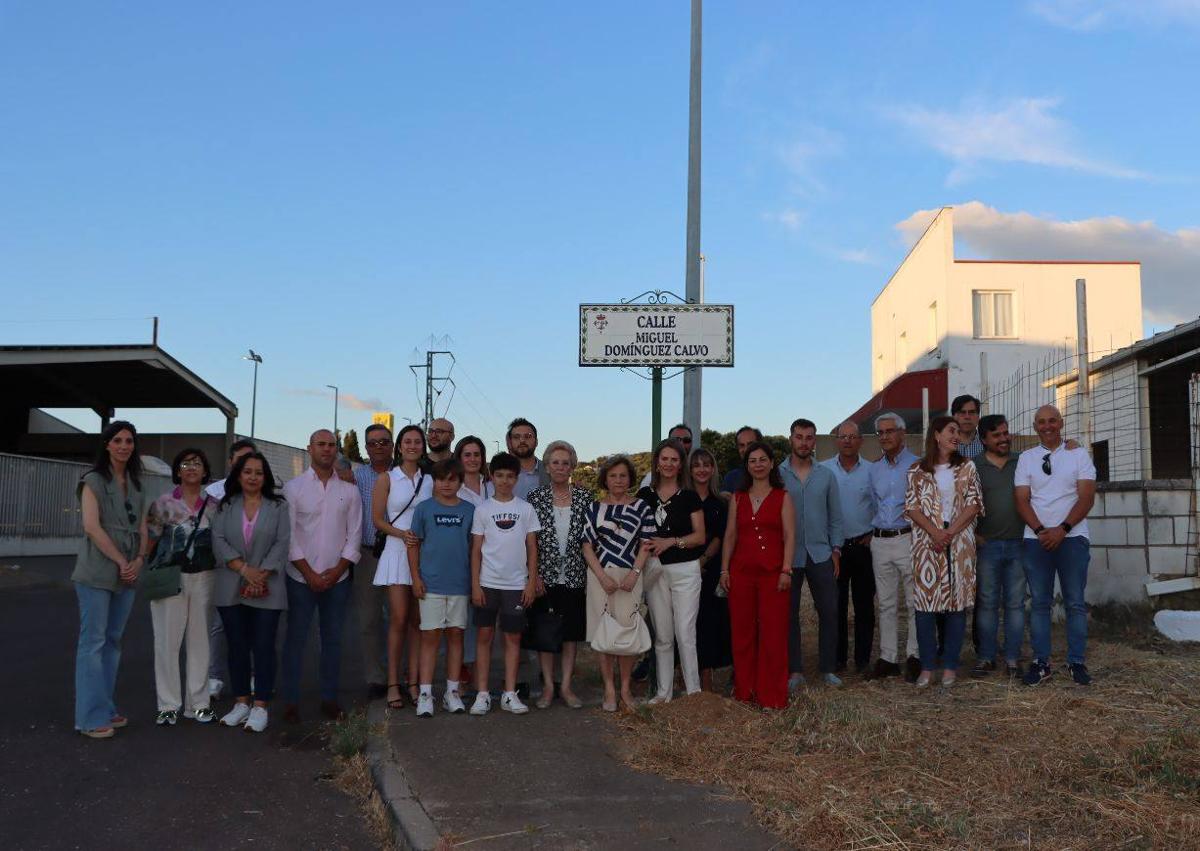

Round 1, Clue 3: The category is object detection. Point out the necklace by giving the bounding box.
[749,488,769,511]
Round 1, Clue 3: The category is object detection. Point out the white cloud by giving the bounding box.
[1029,0,1200,31]
[287,388,386,412]
[835,248,874,264]
[763,208,806,232]
[886,97,1144,185]
[775,126,843,195]
[896,201,1200,325]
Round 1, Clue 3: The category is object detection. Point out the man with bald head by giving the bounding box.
[425,418,456,468]
[281,429,363,721]
[1014,405,1097,686]
[822,420,877,675]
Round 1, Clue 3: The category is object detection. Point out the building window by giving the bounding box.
[928,301,938,351]
[972,291,1015,339]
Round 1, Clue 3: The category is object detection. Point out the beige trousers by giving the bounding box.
[871,534,918,663]
[150,571,215,713]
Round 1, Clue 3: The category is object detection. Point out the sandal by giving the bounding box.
[561,691,584,710]
[405,682,419,703]
[386,684,405,710]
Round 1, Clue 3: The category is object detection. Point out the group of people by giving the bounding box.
[70,395,1096,736]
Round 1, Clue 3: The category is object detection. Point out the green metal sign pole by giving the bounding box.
[651,366,663,449]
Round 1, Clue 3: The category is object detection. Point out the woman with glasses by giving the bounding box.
[904,416,983,688]
[73,421,151,738]
[373,424,433,710]
[211,452,291,732]
[146,448,219,726]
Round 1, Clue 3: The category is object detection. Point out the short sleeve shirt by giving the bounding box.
[410,498,475,595]
[470,497,541,590]
[1015,443,1096,539]
[636,487,704,564]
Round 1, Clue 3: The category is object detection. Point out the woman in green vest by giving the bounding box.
[73,420,151,738]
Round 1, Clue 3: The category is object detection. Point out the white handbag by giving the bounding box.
[590,602,651,656]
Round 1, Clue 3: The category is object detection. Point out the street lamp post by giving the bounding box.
[243,349,263,437]
[326,384,340,443]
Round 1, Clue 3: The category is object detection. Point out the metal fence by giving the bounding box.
[0,453,170,545]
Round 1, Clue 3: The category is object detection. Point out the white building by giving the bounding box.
[870,206,1144,406]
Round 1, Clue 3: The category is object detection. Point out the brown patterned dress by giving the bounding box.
[905,460,983,613]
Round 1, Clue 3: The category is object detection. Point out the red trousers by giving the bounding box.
[729,567,790,709]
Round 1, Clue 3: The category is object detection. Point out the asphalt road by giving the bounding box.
[0,557,377,851]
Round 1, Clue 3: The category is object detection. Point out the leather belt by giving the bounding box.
[873,527,911,538]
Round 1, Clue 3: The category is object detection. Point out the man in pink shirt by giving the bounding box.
[281,429,363,721]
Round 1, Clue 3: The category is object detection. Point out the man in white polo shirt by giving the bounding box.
[1014,405,1097,686]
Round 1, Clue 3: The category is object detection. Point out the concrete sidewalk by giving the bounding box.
[379,657,777,850]
[0,557,376,851]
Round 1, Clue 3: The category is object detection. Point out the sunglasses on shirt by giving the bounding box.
[1042,453,1052,476]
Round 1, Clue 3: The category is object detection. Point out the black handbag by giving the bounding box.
[143,500,209,600]
[372,473,425,558]
[522,596,565,653]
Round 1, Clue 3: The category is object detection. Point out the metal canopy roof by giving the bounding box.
[0,344,237,420]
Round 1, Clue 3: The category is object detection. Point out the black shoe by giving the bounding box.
[970,660,996,678]
[1005,662,1024,679]
[1066,663,1092,686]
[904,656,921,684]
[867,659,901,680]
[1023,660,1052,686]
[631,655,651,683]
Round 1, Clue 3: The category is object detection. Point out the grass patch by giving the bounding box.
[331,752,394,849]
[614,632,1200,849]
[328,709,370,758]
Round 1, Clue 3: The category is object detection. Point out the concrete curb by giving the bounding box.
[366,701,442,851]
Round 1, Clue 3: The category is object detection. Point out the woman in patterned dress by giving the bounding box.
[905,416,983,688]
[582,455,656,712]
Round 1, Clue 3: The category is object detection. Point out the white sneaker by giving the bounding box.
[221,703,251,727]
[646,694,670,706]
[208,678,224,699]
[788,673,806,694]
[443,691,466,714]
[416,693,435,718]
[244,706,269,733]
[469,692,491,716]
[500,692,529,715]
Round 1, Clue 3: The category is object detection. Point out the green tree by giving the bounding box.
[342,429,364,463]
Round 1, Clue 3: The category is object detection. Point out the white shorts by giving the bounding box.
[418,594,469,630]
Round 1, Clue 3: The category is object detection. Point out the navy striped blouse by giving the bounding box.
[583,499,656,570]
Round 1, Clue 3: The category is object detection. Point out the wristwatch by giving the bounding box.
[1033,525,1046,534]
[1060,521,1073,533]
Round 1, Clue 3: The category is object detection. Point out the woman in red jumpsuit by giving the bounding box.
[720,441,796,709]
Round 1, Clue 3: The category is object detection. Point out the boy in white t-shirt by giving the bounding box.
[468,452,541,715]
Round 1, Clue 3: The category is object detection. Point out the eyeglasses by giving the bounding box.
[1042,453,1052,476]
[427,428,453,436]
[836,434,860,441]
[179,460,204,469]
[365,438,392,448]
[124,500,137,524]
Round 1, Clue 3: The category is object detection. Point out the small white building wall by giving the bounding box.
[1057,359,1145,481]
[871,206,1143,405]
[871,209,953,391]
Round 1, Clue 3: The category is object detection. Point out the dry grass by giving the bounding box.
[332,752,396,849]
[614,636,1200,850]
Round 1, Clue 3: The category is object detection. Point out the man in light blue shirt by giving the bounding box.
[822,420,877,674]
[866,412,920,682]
[779,418,844,689]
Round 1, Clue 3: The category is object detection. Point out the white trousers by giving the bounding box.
[644,557,701,699]
[150,571,214,713]
[871,534,918,663]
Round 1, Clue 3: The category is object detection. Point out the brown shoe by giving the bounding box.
[282,704,301,724]
[320,701,345,721]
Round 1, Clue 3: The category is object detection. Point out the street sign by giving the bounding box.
[578,303,734,367]
[371,412,395,433]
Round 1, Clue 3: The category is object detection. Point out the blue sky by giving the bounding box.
[3,1,1198,461]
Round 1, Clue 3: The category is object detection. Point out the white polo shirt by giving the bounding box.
[1015,442,1096,540]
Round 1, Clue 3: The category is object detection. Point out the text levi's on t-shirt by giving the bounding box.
[410,499,475,595]
[470,496,542,591]
[1015,443,1097,540]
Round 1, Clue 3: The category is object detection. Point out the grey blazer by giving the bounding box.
[211,496,291,610]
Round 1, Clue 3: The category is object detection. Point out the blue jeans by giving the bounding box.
[1024,537,1090,665]
[916,610,966,672]
[218,604,282,702]
[74,583,137,731]
[282,576,352,703]
[976,539,1027,664]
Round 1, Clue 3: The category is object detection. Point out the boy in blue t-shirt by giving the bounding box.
[407,458,475,717]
